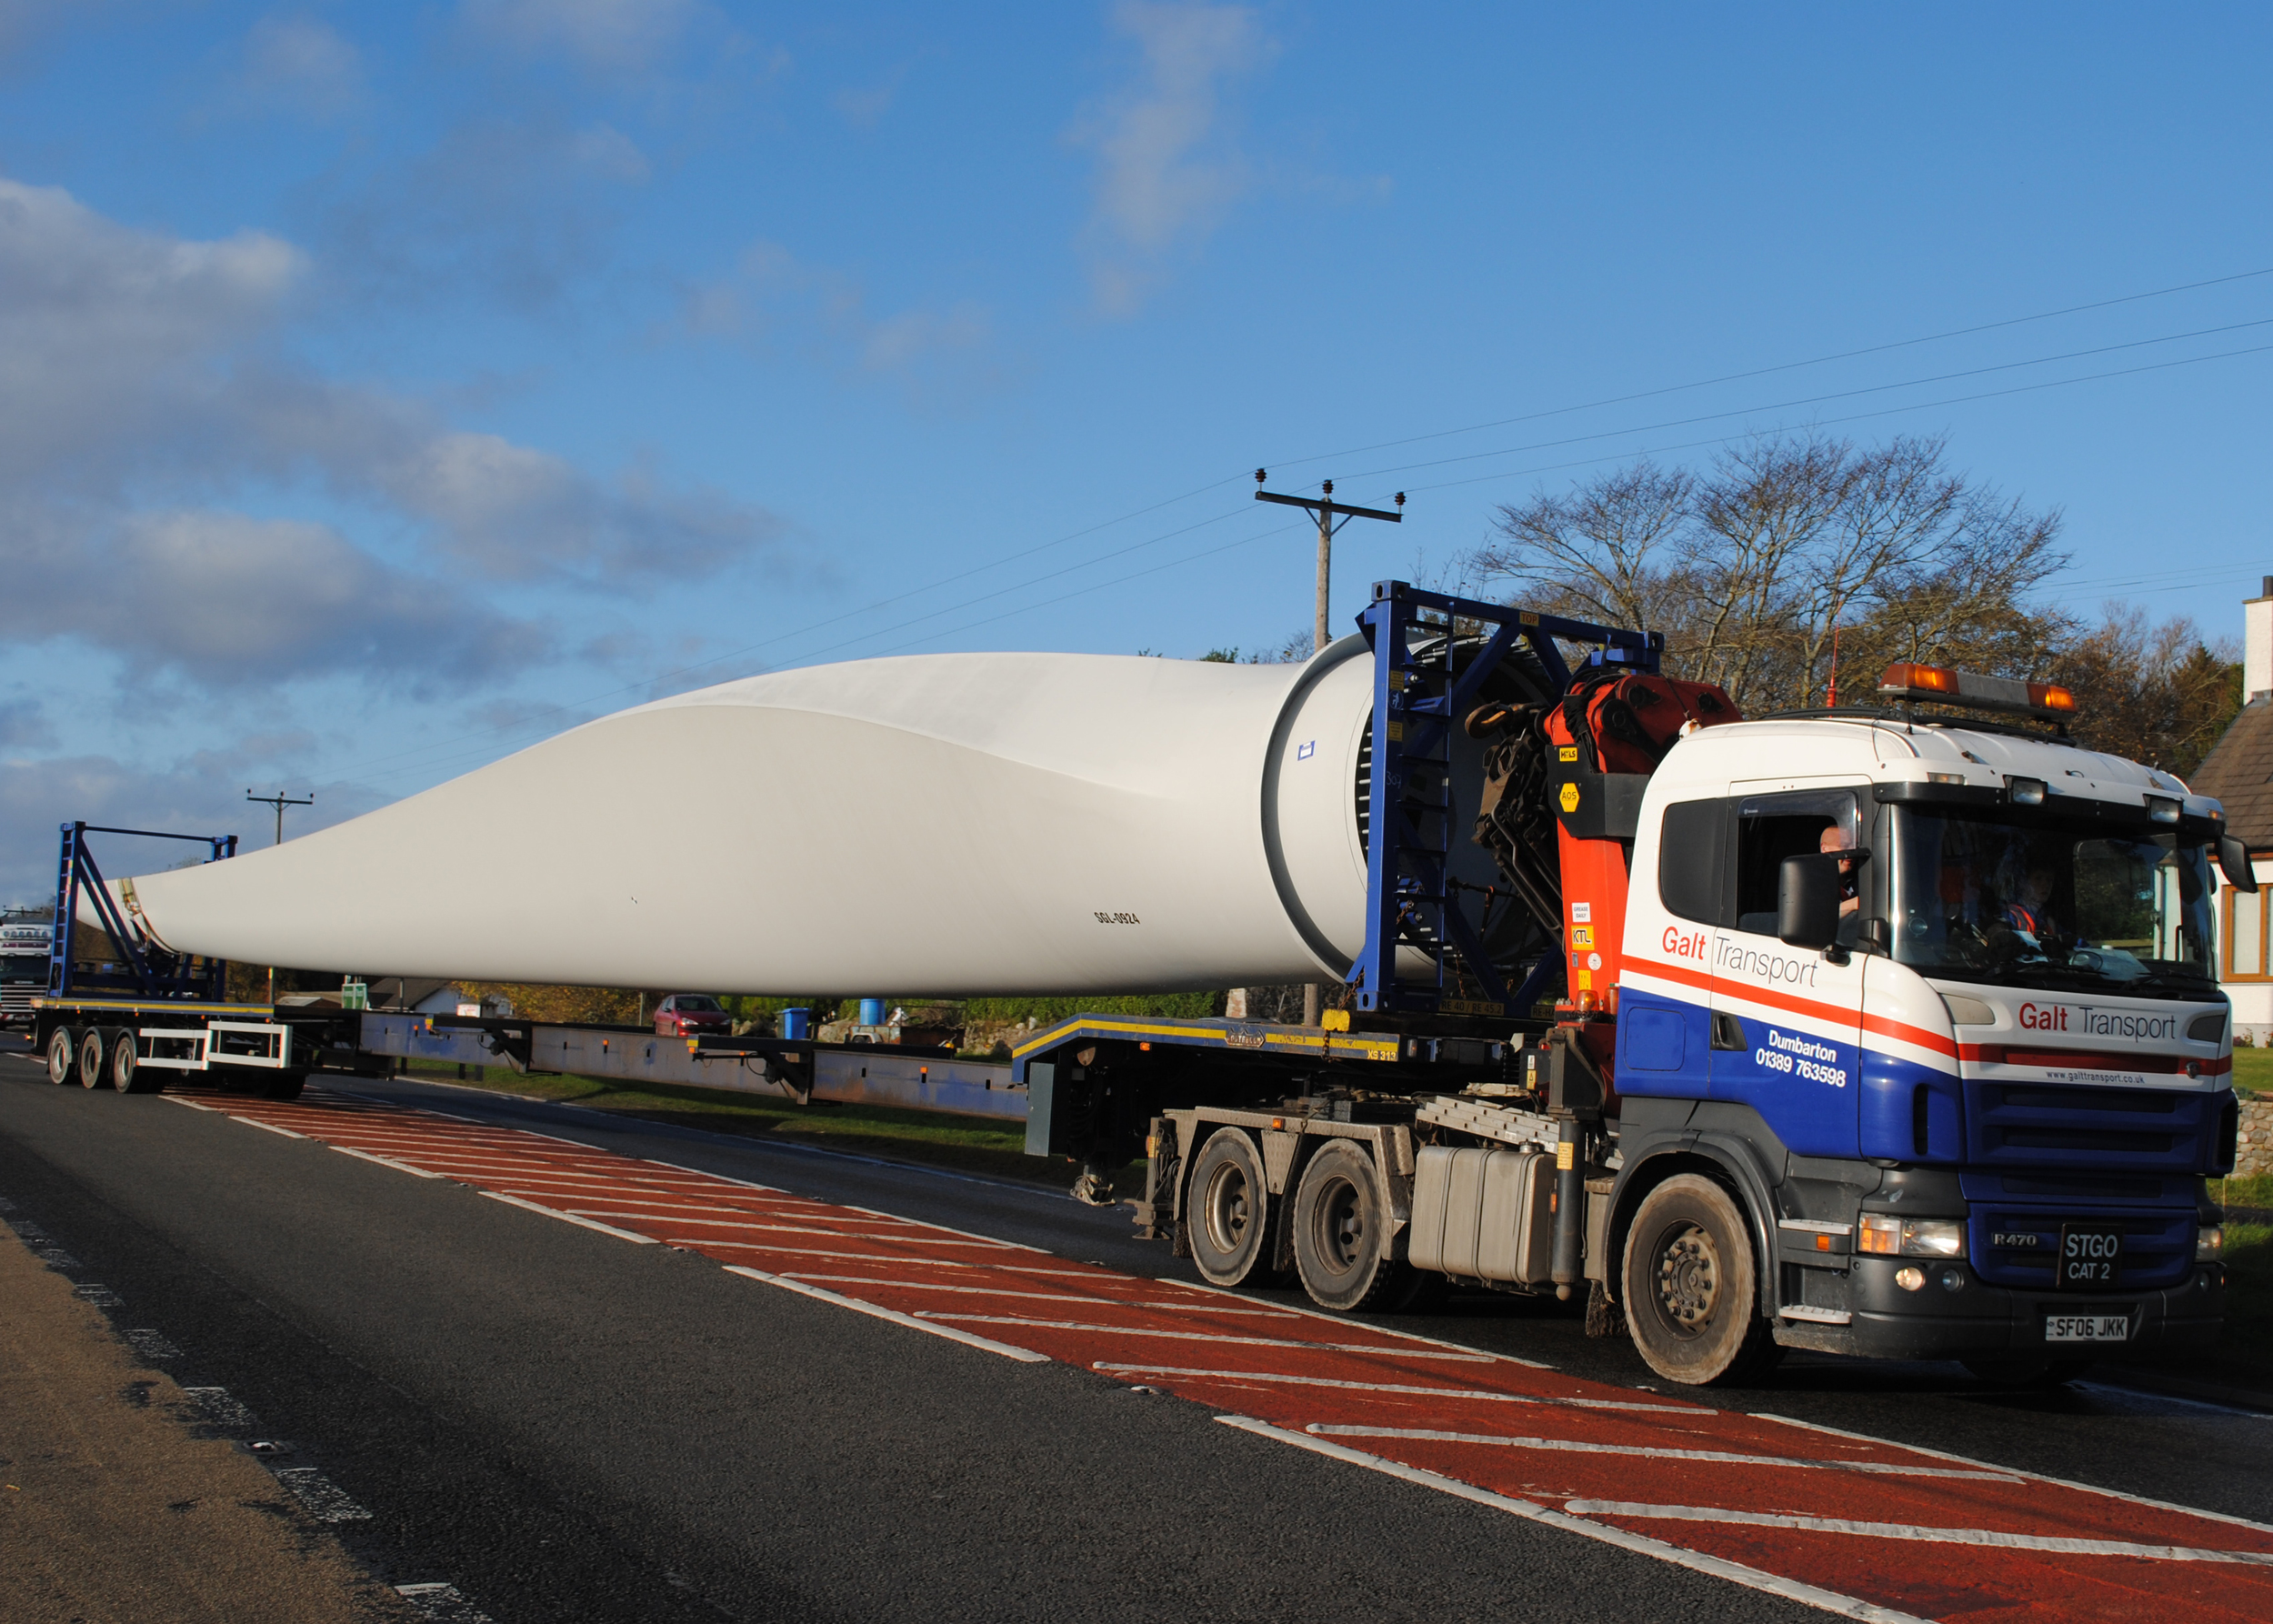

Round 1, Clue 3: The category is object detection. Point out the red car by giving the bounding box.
[654,994,732,1038]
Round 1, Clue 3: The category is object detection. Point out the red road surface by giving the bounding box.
[167,1085,2273,1624]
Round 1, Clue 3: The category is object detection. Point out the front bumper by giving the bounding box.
[1782,1256,2224,1362]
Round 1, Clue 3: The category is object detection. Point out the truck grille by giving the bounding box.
[1963,1080,2222,1175]
[1967,1205,2197,1292]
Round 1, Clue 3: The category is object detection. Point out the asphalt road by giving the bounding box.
[5,1044,2269,1623]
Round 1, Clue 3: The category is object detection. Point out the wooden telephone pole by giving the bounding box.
[1251,471,1405,1024]
[245,788,313,1006]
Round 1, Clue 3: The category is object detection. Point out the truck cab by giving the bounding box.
[1608,704,2233,1380]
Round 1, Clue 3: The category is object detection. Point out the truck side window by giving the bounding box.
[1658,799,1728,925]
[1735,789,1860,937]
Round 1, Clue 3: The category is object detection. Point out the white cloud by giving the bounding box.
[674,239,991,380]
[0,175,786,604]
[462,0,699,73]
[1074,2,1267,316]
[5,509,549,688]
[234,15,365,118]
[0,747,391,904]
[315,119,650,311]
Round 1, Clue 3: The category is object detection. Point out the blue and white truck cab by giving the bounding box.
[1610,677,2238,1381]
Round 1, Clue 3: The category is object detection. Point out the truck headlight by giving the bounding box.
[1858,1214,1967,1258]
[2198,1225,2224,1262]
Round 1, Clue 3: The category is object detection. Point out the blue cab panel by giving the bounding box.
[1613,992,1711,1100]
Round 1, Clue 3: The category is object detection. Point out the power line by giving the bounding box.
[1264,263,2273,474]
[330,268,2273,789]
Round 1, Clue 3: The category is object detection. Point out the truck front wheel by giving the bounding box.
[1293,1139,1412,1312]
[1187,1129,1271,1287]
[1623,1173,1780,1386]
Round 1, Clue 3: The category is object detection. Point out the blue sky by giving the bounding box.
[4,1,2270,899]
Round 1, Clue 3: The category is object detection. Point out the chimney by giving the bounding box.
[2252,576,2273,703]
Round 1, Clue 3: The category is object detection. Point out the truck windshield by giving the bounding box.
[1,953,45,980]
[1888,805,2216,998]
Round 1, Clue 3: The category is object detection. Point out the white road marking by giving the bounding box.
[330,1146,446,1179]
[476,1190,657,1244]
[842,1204,1054,1254]
[2072,1379,2273,1419]
[1758,1412,2273,1538]
[396,1582,496,1623]
[1307,1425,2021,1481]
[643,1158,783,1192]
[35,1246,82,1268]
[1561,1500,2273,1564]
[915,1313,1496,1358]
[725,1266,1048,1362]
[124,1328,181,1360]
[1167,1279,1553,1368]
[160,1096,221,1113]
[74,1283,123,1308]
[670,1238,989,1266]
[1092,1365,1709,1415]
[182,1387,257,1430]
[776,1275,1303,1315]
[557,1209,1006,1247]
[272,1467,372,1523]
[242,1118,311,1140]
[1215,1416,1930,1624]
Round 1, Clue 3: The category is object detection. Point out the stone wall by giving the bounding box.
[2232,1097,2273,1179]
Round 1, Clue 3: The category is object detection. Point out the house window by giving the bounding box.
[2228,883,2268,980]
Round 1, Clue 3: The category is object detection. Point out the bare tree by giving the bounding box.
[1471,435,2068,715]
[2046,607,2241,775]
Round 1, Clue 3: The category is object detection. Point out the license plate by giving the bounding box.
[2057,1224,2123,1289]
[2046,1312,2131,1343]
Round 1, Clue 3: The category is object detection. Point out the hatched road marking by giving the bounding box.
[166,1081,2273,1624]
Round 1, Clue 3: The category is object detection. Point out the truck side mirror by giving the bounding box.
[2220,834,2258,895]
[1777,853,1844,949]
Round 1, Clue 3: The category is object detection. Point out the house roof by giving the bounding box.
[2190,697,2273,849]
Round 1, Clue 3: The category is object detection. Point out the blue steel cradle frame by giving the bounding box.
[47,822,237,1002]
[1349,580,1660,1020]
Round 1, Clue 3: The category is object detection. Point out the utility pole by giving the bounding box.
[1255,470,1405,662]
[245,788,313,1005]
[1252,470,1405,1025]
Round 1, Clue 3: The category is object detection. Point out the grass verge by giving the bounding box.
[390,1061,1143,1193]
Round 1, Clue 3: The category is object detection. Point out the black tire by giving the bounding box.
[47,1026,77,1085]
[1187,1128,1272,1287]
[108,1030,147,1093]
[1963,1358,2091,1389]
[1623,1173,1781,1386]
[1292,1139,1413,1312]
[78,1028,107,1090]
[264,1070,308,1102]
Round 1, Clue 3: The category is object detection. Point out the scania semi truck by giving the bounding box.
[1017,581,2247,1387]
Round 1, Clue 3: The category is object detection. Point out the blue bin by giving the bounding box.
[858,997,886,1027]
[779,1007,811,1040]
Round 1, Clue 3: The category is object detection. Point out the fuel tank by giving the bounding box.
[112,636,1507,993]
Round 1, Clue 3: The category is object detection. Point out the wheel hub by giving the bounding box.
[1207,1165,1252,1252]
[1656,1222,1719,1334]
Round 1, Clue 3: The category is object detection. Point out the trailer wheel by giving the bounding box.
[47,1026,78,1085]
[1291,1140,1412,1312]
[1187,1128,1272,1287]
[264,1071,308,1102]
[1622,1174,1780,1386]
[108,1031,145,1093]
[78,1028,109,1089]
[77,1023,116,1087]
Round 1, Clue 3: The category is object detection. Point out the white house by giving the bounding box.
[2190,577,2273,1044]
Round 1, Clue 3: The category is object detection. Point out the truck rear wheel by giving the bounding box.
[264,1071,308,1101]
[47,1026,77,1085]
[108,1031,146,1093]
[1293,1139,1412,1312]
[1623,1173,1780,1386]
[1187,1128,1272,1287]
[78,1028,109,1089]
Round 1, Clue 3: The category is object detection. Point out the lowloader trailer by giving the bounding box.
[29,825,1019,1118]
[1017,580,2250,1386]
